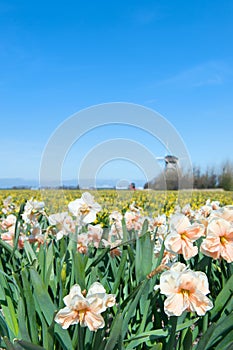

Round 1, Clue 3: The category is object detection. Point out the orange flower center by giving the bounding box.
[80,204,90,216]
[78,309,87,323]
[180,289,190,297]
[220,236,228,245]
[181,231,188,240]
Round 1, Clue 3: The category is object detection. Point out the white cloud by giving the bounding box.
[156,61,232,88]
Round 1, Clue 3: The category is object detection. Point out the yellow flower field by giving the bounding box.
[1,189,232,218]
[0,189,233,349]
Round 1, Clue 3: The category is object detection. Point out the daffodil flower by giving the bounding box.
[68,192,101,225]
[165,214,205,260]
[201,217,233,263]
[155,262,213,316]
[55,282,115,331]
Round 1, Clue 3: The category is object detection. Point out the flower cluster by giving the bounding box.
[0,191,232,350]
[1,194,233,264]
[163,201,233,263]
[0,198,46,248]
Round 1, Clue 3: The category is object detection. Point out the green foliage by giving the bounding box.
[0,202,232,350]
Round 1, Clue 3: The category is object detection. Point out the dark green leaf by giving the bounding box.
[29,268,55,325]
[104,313,123,350]
[14,339,46,350]
[210,274,233,321]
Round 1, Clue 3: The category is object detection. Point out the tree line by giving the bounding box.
[144,160,233,191]
[192,161,233,190]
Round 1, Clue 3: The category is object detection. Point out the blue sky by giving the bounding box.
[0,0,233,185]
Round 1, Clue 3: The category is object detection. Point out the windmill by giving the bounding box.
[156,155,179,172]
[144,153,180,190]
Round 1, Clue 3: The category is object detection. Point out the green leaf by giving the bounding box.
[137,279,154,334]
[112,248,127,294]
[195,323,216,350]
[206,312,233,348]
[38,310,53,350]
[214,330,233,350]
[210,274,233,321]
[125,329,168,350]
[0,259,19,336]
[89,329,105,350]
[54,324,73,350]
[0,283,19,336]
[176,317,199,332]
[29,268,55,325]
[122,280,149,339]
[135,232,153,283]
[104,313,123,350]
[150,344,163,350]
[196,312,233,350]
[0,310,9,338]
[17,297,31,342]
[14,339,46,350]
[86,248,109,275]
[23,241,38,267]
[182,328,193,350]
[72,251,87,290]
[21,269,38,344]
[12,202,25,257]
[121,218,129,243]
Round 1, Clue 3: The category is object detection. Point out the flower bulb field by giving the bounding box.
[0,189,233,350]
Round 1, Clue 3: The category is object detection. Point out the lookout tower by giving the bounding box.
[144,154,180,190]
[164,155,179,170]
[164,155,179,190]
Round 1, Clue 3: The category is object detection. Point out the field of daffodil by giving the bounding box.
[1,188,233,217]
[0,189,232,350]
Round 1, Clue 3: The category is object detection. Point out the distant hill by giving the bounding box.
[0,178,39,189]
[0,178,146,189]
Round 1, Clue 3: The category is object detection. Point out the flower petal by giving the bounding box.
[157,271,178,296]
[54,307,78,329]
[84,311,105,331]
[165,232,182,254]
[87,282,106,296]
[185,224,205,240]
[188,291,213,316]
[181,238,198,260]
[220,241,233,263]
[164,293,185,316]
[200,237,221,260]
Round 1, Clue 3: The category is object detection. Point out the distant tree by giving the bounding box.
[218,161,233,191]
[144,160,233,191]
[206,166,218,188]
[193,166,201,188]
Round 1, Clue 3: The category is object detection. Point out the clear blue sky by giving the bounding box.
[1,0,233,185]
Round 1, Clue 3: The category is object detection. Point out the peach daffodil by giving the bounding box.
[55,282,115,331]
[124,210,143,231]
[1,214,16,232]
[165,214,205,260]
[211,205,233,223]
[155,262,213,316]
[201,217,233,263]
[48,212,75,240]
[22,199,45,224]
[68,192,101,225]
[87,224,103,248]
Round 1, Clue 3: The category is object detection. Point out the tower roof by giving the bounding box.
[165,155,178,164]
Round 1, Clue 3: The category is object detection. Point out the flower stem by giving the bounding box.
[77,325,84,350]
